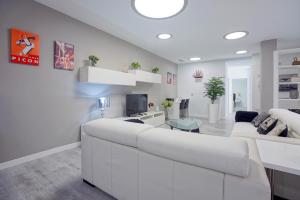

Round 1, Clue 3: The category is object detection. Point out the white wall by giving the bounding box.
[0,0,177,163]
[177,58,261,118]
[177,61,226,118]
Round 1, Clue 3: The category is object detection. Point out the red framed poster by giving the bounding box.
[10,28,40,66]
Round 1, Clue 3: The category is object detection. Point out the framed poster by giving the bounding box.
[173,74,177,85]
[10,28,40,66]
[167,72,172,84]
[54,41,75,71]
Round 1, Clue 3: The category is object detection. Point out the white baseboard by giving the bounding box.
[0,142,80,171]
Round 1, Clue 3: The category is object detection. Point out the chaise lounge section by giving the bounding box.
[232,108,300,145]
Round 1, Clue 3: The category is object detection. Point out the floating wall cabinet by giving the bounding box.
[128,70,162,84]
[79,66,136,86]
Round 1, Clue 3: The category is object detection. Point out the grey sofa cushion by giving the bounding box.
[251,112,270,127]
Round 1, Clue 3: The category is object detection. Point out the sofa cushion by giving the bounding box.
[82,118,153,147]
[257,117,278,135]
[137,128,250,177]
[251,112,270,127]
[231,122,259,138]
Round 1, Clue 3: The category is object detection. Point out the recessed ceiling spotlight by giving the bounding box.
[189,57,201,61]
[224,31,248,40]
[236,50,248,55]
[133,0,187,19]
[157,33,172,39]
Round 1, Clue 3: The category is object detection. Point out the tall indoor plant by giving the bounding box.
[204,77,225,123]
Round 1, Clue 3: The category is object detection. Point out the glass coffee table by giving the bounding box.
[166,118,201,133]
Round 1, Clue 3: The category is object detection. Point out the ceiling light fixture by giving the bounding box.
[133,0,187,19]
[224,31,248,40]
[189,57,201,61]
[157,33,172,39]
[236,50,248,55]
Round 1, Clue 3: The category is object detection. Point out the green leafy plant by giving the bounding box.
[161,100,173,109]
[88,55,99,67]
[131,61,141,69]
[204,77,225,104]
[152,67,160,73]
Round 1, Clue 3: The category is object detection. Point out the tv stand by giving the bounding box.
[118,111,165,127]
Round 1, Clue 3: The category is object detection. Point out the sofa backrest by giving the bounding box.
[83,119,250,177]
[138,128,250,177]
[82,118,153,147]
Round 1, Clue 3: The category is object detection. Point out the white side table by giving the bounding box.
[256,139,300,199]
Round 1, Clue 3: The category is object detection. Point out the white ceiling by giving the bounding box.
[35,0,300,64]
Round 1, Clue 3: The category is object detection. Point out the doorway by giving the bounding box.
[225,61,252,116]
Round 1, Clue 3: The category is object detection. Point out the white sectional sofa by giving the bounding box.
[232,108,300,145]
[81,118,270,200]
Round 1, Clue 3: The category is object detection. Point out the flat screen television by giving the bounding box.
[126,94,148,116]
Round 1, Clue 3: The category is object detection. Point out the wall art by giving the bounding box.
[167,72,172,84]
[10,28,40,66]
[173,74,177,85]
[54,41,75,71]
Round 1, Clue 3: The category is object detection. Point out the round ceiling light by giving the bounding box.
[189,57,201,61]
[157,33,172,39]
[133,0,187,19]
[224,31,248,40]
[236,50,248,55]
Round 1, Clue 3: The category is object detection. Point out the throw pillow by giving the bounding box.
[235,111,258,122]
[124,119,144,124]
[267,120,288,137]
[257,117,278,135]
[251,112,270,127]
[289,109,300,115]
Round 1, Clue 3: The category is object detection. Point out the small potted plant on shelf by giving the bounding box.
[204,77,225,124]
[161,100,173,120]
[152,67,160,74]
[131,61,141,70]
[88,55,99,67]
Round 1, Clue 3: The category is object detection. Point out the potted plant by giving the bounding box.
[88,55,99,67]
[152,67,160,73]
[204,77,225,123]
[131,61,141,70]
[161,100,173,120]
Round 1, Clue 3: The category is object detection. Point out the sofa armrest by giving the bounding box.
[235,111,258,122]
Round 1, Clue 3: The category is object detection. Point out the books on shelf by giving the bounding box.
[291,77,300,82]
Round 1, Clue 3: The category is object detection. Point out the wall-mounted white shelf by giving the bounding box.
[279,65,300,69]
[279,82,300,85]
[128,70,161,84]
[79,66,136,86]
[279,99,300,101]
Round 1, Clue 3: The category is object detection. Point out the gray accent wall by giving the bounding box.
[260,39,277,112]
[0,0,177,163]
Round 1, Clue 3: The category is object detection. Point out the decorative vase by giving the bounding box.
[164,108,169,120]
[208,103,219,123]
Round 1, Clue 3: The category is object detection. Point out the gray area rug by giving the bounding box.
[0,148,115,200]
